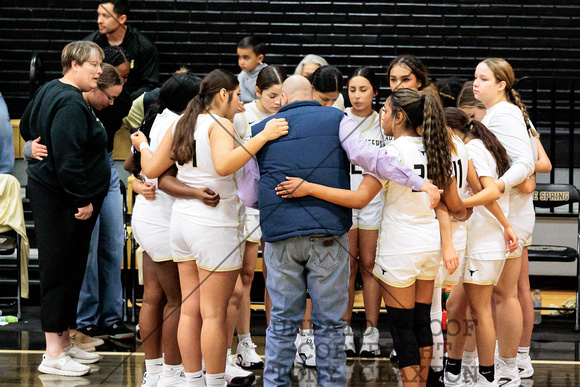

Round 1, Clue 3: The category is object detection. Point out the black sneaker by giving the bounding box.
[78,324,109,339]
[105,321,134,340]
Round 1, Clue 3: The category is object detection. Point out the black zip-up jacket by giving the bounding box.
[85,25,159,100]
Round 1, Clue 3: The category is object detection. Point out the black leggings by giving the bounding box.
[28,178,104,333]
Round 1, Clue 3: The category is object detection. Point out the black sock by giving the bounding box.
[446,358,462,375]
[479,365,494,383]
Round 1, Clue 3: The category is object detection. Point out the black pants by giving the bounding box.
[28,178,104,333]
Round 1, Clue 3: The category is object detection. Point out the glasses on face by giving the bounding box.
[99,88,116,101]
[86,61,101,68]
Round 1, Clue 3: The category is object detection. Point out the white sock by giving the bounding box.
[238,333,251,343]
[499,356,517,369]
[301,328,313,336]
[185,371,204,387]
[206,372,226,386]
[145,357,163,374]
[430,288,444,371]
[463,350,477,364]
[518,346,530,357]
[162,363,183,378]
[226,348,232,358]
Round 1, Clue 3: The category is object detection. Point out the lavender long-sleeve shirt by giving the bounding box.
[239,114,425,208]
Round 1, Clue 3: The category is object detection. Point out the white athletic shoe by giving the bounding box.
[226,355,255,386]
[495,361,521,387]
[295,334,316,367]
[443,370,464,387]
[38,353,91,377]
[344,326,356,357]
[516,352,534,378]
[359,327,380,357]
[64,344,101,364]
[466,374,499,387]
[141,371,161,386]
[236,340,264,369]
[157,370,186,387]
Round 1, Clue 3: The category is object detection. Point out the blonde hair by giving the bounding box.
[481,58,536,134]
[61,41,104,74]
[294,54,328,76]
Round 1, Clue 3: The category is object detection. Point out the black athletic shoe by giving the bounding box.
[78,324,109,339]
[104,321,134,340]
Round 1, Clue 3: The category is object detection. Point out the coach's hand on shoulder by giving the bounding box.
[259,118,289,141]
[420,181,441,209]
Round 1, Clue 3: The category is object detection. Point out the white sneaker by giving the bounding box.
[295,333,316,367]
[226,355,255,386]
[495,361,521,387]
[236,340,264,369]
[158,370,186,387]
[38,353,91,377]
[64,344,101,364]
[443,370,464,387]
[516,352,534,378]
[359,327,380,357]
[141,371,161,386]
[344,326,356,357]
[466,374,499,387]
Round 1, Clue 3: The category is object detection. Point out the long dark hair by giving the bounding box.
[172,69,239,165]
[132,73,201,177]
[445,107,510,177]
[389,88,452,189]
[308,65,344,93]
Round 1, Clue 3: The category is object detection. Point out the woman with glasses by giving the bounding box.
[20,40,110,377]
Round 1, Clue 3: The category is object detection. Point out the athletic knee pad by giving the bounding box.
[386,306,420,368]
[414,302,434,348]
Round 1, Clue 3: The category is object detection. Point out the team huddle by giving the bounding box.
[21,26,546,387]
[125,40,546,387]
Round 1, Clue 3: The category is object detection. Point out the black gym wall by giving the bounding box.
[1,0,579,117]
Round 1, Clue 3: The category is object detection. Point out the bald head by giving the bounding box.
[280,75,313,104]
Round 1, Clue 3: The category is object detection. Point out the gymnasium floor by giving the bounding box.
[1,290,580,386]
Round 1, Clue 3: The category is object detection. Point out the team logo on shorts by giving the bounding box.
[468,268,478,277]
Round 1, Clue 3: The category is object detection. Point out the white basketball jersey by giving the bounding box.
[465,139,510,256]
[376,136,441,256]
[132,109,181,226]
[346,108,390,210]
[173,113,244,228]
[450,135,469,250]
[233,101,274,144]
[233,101,273,217]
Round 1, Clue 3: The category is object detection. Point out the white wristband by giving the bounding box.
[140,142,151,152]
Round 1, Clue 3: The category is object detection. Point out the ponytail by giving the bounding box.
[172,69,239,165]
[509,88,537,136]
[389,88,453,189]
[444,107,510,177]
[421,93,453,190]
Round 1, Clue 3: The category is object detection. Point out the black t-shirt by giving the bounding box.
[20,79,111,207]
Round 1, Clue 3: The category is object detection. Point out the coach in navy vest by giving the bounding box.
[240,76,439,387]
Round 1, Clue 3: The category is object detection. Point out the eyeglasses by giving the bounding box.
[99,88,116,101]
[86,61,101,68]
